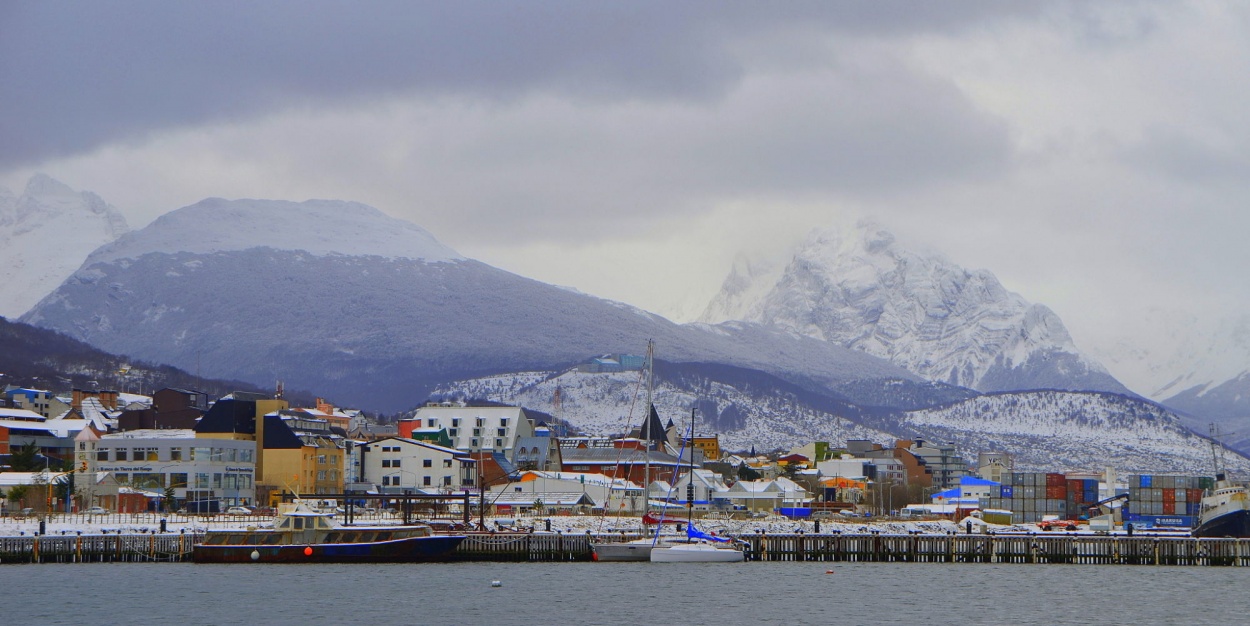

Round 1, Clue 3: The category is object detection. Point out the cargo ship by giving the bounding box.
[193,501,466,563]
[1192,472,1250,538]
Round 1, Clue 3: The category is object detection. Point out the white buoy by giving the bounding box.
[250,550,260,561]
[491,580,502,587]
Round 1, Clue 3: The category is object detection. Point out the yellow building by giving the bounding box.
[687,435,721,462]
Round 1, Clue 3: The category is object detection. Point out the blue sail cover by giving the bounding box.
[687,523,729,543]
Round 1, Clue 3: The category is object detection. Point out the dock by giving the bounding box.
[4,531,1250,565]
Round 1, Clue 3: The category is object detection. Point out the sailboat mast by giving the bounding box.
[643,340,653,513]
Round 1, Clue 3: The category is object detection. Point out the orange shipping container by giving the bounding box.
[1046,473,1065,487]
[1162,500,1176,515]
[1163,489,1176,503]
[1046,485,1066,500]
[1188,489,1204,501]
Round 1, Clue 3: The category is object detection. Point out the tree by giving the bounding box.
[6,483,31,507]
[54,470,76,505]
[8,442,41,471]
[737,464,762,481]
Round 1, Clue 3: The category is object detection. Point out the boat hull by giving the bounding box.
[1192,509,1250,538]
[592,538,679,562]
[650,543,744,563]
[193,535,465,563]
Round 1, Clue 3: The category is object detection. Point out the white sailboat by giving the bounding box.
[649,408,745,563]
[592,341,684,562]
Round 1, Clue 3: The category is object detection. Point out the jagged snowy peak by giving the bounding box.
[700,221,1129,395]
[879,391,1250,475]
[430,363,900,452]
[86,197,463,266]
[0,174,130,318]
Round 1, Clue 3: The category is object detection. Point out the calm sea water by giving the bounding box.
[4,562,1246,625]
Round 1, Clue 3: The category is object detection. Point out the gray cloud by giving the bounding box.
[0,1,1049,169]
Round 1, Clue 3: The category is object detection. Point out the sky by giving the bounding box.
[2,1,1248,392]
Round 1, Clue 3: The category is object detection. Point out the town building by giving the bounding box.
[358,436,475,493]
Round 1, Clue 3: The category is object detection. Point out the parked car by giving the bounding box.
[85,506,110,515]
[225,506,252,515]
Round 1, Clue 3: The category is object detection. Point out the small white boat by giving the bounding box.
[650,540,744,563]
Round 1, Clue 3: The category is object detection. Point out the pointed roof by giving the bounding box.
[639,404,666,449]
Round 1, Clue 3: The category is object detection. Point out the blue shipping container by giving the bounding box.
[1126,514,1194,528]
[1140,475,1153,488]
[777,507,811,519]
[1001,486,1014,498]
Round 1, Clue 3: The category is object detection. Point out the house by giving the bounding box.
[359,436,475,493]
[558,442,686,486]
[117,387,209,431]
[717,478,813,512]
[896,439,967,490]
[0,407,91,463]
[489,470,643,513]
[3,387,71,419]
[665,469,731,510]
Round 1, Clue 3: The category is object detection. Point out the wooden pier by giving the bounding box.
[4,531,1250,565]
[0,532,203,564]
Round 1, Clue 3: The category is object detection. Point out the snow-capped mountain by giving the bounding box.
[700,222,1130,395]
[21,197,927,412]
[434,366,1247,474]
[0,174,129,318]
[1088,311,1250,451]
[878,390,1250,475]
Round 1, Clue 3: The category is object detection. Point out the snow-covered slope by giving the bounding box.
[21,198,927,412]
[876,390,1250,474]
[435,365,1244,474]
[430,363,899,452]
[700,222,1129,395]
[0,174,129,318]
[1088,311,1250,453]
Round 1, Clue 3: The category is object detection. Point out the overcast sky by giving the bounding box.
[2,1,1247,388]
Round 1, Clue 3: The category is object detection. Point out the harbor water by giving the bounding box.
[5,561,1248,625]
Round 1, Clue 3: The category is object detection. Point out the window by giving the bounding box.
[317,455,327,465]
[330,456,338,465]
[471,439,478,448]
[382,459,391,468]
[443,476,452,486]
[452,418,460,427]
[495,439,503,448]
[443,460,453,468]
[423,476,431,486]
[115,449,129,461]
[239,449,254,463]
[170,473,188,488]
[472,428,481,437]
[382,476,391,486]
[79,442,86,451]
[476,417,485,427]
[449,428,458,437]
[423,459,432,468]
[114,472,129,484]
[500,418,508,427]
[226,448,237,462]
[213,473,223,489]
[169,448,183,461]
[96,449,109,461]
[317,471,327,481]
[193,447,211,461]
[497,428,507,437]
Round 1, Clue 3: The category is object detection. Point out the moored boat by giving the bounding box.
[193,501,465,563]
[1192,474,1250,538]
[1192,427,1250,539]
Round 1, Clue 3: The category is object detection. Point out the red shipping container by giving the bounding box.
[1188,489,1204,501]
[1046,485,1066,500]
[1163,489,1176,503]
[1163,500,1176,515]
[1067,480,1083,494]
[1046,473,1065,487]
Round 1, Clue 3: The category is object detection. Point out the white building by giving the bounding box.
[94,429,257,508]
[359,437,476,493]
[406,403,535,454]
[489,471,642,512]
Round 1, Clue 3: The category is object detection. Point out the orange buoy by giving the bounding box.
[825,569,834,574]
[304,546,313,556]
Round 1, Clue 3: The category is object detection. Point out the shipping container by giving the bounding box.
[1000,486,1014,499]
[1046,473,1065,487]
[1045,485,1066,500]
